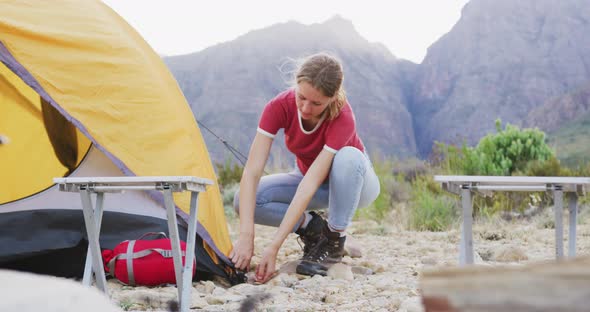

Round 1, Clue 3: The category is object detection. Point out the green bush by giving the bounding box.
[221,183,239,220]
[409,175,458,231]
[215,159,243,189]
[429,120,561,215]
[464,120,554,175]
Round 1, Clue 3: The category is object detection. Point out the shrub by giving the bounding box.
[215,159,243,189]
[463,119,555,175]
[221,183,239,220]
[409,175,458,231]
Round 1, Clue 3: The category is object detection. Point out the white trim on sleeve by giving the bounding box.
[257,127,276,139]
[323,145,338,154]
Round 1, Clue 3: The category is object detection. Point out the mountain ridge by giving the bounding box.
[165,1,590,164]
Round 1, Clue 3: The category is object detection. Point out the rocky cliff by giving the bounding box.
[165,0,590,163]
[165,16,417,165]
[412,0,590,155]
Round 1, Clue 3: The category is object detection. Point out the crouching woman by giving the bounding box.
[231,53,380,283]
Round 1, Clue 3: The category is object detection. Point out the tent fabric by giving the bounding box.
[0,60,92,202]
[0,0,234,280]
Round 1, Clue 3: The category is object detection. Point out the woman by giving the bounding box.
[231,53,380,283]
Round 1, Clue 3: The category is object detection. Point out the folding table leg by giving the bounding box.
[83,192,104,286]
[80,189,108,294]
[162,188,185,308]
[554,189,564,259]
[179,191,199,312]
[460,188,474,265]
[568,193,578,258]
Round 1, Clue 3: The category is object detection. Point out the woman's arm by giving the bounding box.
[256,148,335,281]
[229,132,273,270]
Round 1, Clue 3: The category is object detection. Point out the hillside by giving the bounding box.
[547,111,590,166]
[165,16,417,165]
[412,0,590,155]
[164,0,590,163]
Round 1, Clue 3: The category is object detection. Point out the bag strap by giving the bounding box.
[137,232,167,240]
[126,240,136,286]
[106,243,188,286]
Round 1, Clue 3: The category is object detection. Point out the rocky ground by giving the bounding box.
[108,210,590,311]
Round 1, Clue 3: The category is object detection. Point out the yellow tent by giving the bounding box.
[0,0,237,282]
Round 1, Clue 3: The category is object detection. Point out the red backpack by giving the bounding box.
[102,233,196,286]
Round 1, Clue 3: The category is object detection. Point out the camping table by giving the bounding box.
[53,176,212,312]
[434,176,590,266]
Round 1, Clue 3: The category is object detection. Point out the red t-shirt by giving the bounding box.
[257,89,364,175]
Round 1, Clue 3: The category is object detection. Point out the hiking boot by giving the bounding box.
[296,224,346,276]
[295,211,327,257]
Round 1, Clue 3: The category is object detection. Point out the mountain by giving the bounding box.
[525,81,590,132]
[164,16,417,166]
[412,0,590,155]
[165,0,590,164]
[524,82,590,165]
[546,111,590,166]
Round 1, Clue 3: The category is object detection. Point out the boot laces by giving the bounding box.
[303,236,340,262]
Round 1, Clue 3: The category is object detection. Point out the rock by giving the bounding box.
[327,263,354,281]
[267,273,298,287]
[205,295,226,305]
[212,287,227,296]
[229,283,260,296]
[344,235,363,258]
[203,280,216,294]
[492,244,529,262]
[0,270,120,312]
[189,294,209,309]
[420,256,438,265]
[351,266,374,275]
[278,260,300,274]
[324,294,346,304]
[473,250,486,264]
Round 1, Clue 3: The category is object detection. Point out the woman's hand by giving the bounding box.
[229,234,254,271]
[255,245,279,283]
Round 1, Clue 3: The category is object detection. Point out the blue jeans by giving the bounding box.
[233,147,380,231]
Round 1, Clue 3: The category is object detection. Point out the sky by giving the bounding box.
[102,0,469,64]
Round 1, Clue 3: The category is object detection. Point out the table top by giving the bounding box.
[434,175,590,185]
[53,176,213,193]
[434,175,590,193]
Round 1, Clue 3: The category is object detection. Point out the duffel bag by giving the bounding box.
[101,232,196,286]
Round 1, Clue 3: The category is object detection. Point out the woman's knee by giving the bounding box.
[331,147,366,178]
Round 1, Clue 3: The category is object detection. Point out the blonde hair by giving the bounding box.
[295,53,346,120]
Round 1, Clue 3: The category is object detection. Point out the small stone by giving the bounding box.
[324,294,346,304]
[278,260,301,274]
[327,263,354,281]
[203,280,216,294]
[267,273,298,287]
[351,266,374,275]
[205,295,225,305]
[189,295,208,309]
[229,283,260,296]
[420,256,437,265]
[344,235,363,258]
[211,287,227,296]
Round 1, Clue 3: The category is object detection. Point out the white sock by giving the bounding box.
[300,211,312,229]
[328,223,346,237]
